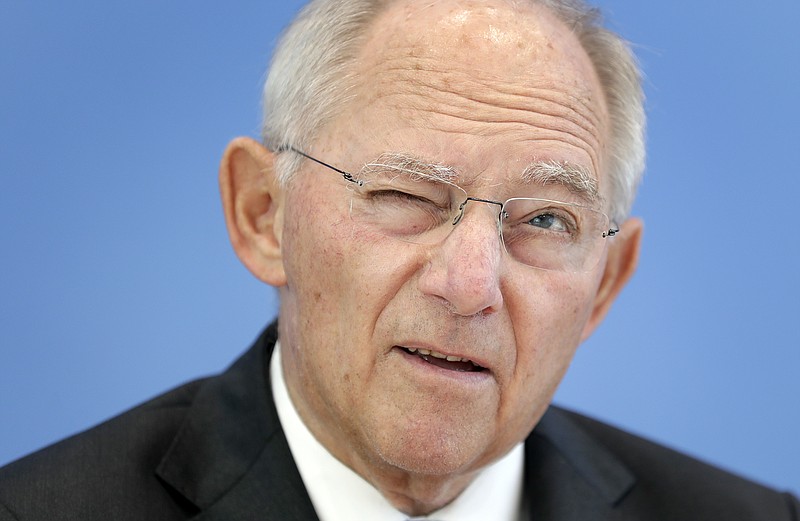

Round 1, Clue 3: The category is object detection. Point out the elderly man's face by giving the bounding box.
[239,0,639,503]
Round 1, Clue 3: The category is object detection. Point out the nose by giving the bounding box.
[417,204,505,316]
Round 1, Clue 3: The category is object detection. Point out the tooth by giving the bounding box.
[407,346,477,366]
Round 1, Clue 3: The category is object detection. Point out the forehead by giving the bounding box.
[368,0,595,71]
[326,0,609,190]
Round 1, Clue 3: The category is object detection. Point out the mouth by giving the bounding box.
[399,346,487,373]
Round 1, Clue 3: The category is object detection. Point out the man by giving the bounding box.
[0,0,797,519]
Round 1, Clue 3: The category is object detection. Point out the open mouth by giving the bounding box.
[400,346,487,373]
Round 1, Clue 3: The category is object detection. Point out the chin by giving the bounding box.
[368,420,496,477]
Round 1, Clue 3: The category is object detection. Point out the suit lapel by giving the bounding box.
[524,408,637,521]
[190,426,319,521]
[155,324,320,521]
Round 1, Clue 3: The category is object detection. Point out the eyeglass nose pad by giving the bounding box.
[452,200,469,226]
[496,209,510,247]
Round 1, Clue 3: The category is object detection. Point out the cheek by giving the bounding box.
[280,185,421,363]
[504,273,597,403]
[279,188,351,359]
[522,271,598,338]
[282,191,349,297]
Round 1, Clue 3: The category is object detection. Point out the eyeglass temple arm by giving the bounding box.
[276,145,363,186]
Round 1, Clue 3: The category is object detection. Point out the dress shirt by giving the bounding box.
[271,342,525,521]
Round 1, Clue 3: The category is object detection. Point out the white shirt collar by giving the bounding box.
[270,341,525,521]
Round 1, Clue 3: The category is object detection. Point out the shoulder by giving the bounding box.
[541,406,800,520]
[0,379,207,520]
[0,325,280,521]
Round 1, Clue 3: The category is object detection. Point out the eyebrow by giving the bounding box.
[359,153,459,184]
[521,161,599,203]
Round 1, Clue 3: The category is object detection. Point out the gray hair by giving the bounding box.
[262,0,645,223]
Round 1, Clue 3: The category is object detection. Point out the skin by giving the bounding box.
[220,0,643,515]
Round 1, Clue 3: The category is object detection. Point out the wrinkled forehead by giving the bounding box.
[358,0,605,101]
[322,0,610,194]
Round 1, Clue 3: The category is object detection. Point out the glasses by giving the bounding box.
[279,146,618,273]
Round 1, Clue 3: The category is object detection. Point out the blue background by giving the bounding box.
[1,0,798,492]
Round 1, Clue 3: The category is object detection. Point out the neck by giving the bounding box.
[350,453,480,515]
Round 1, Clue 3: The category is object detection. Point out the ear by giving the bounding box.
[581,217,643,341]
[219,137,287,286]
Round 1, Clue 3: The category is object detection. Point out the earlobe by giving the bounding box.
[581,217,643,341]
[219,137,287,287]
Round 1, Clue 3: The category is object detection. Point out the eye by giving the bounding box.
[367,188,448,209]
[373,189,428,202]
[527,212,570,233]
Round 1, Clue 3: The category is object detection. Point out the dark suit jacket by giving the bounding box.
[1,323,797,520]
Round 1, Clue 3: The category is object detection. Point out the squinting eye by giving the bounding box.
[370,189,444,208]
[375,189,423,201]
